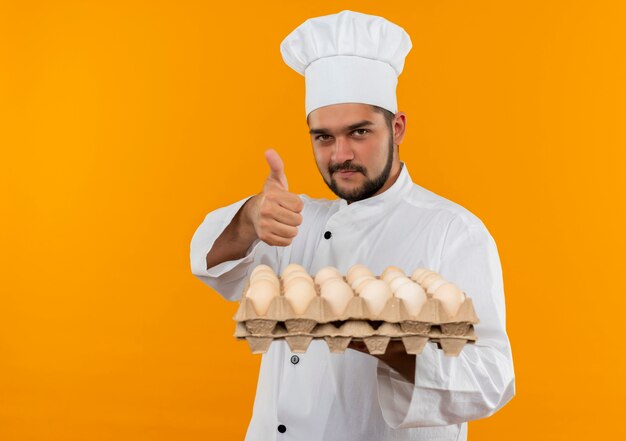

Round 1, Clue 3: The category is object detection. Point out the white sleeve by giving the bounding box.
[189,196,282,302]
[376,215,515,428]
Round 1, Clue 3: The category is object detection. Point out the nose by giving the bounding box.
[331,137,354,164]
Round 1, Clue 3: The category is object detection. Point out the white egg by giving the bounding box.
[351,275,375,291]
[282,263,307,278]
[359,279,392,316]
[394,281,428,316]
[425,277,447,295]
[246,279,279,316]
[320,278,354,316]
[389,276,412,293]
[251,264,275,278]
[415,270,435,284]
[282,270,313,285]
[251,273,280,290]
[348,263,368,272]
[320,275,345,290]
[420,273,443,291]
[251,268,276,281]
[346,264,373,285]
[410,267,430,282]
[433,283,466,317]
[381,266,404,279]
[284,275,315,291]
[314,266,343,286]
[382,270,405,284]
[284,278,317,315]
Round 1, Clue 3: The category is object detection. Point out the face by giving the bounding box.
[307,103,405,203]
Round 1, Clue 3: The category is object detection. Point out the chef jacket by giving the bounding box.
[190,162,515,441]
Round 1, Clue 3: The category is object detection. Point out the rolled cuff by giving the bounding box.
[376,343,515,429]
[190,195,262,301]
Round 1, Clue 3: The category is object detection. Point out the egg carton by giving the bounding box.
[234,320,476,356]
[234,281,479,337]
[234,275,479,356]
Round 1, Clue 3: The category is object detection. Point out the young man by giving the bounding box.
[191,10,515,440]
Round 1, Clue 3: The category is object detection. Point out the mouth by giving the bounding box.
[329,161,366,180]
[331,165,365,175]
[332,170,362,180]
[335,170,358,175]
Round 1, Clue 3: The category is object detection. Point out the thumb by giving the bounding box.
[264,149,289,190]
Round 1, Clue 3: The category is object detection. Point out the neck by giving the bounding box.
[372,160,403,197]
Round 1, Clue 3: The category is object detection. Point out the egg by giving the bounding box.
[320,278,354,315]
[433,283,466,317]
[320,275,345,290]
[415,270,435,284]
[251,268,276,281]
[381,265,404,280]
[314,266,343,286]
[282,263,307,278]
[425,277,447,295]
[246,279,279,316]
[410,267,430,282]
[394,281,428,316]
[282,270,313,285]
[251,264,275,279]
[348,263,368,272]
[359,279,392,316]
[346,264,373,285]
[284,275,315,291]
[281,270,313,283]
[350,276,376,294]
[382,270,405,284]
[284,278,317,315]
[389,276,412,293]
[250,273,280,290]
[420,273,443,291]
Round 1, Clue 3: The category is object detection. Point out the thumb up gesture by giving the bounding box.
[250,149,304,246]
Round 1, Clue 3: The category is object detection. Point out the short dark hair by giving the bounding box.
[371,105,399,153]
[371,105,395,132]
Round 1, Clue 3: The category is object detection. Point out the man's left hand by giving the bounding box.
[348,339,416,383]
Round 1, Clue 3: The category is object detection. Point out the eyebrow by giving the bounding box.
[309,120,375,135]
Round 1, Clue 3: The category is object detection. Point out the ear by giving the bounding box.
[392,112,407,146]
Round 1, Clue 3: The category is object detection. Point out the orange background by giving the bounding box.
[1,1,625,440]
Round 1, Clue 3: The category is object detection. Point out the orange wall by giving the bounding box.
[1,1,625,439]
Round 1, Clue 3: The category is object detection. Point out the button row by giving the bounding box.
[279,355,299,434]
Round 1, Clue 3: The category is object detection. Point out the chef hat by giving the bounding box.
[280,10,412,116]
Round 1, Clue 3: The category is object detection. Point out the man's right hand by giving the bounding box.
[247,149,304,247]
[205,149,303,270]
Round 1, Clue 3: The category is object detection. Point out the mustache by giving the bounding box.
[329,161,366,175]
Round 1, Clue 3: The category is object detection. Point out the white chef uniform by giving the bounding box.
[190,162,515,440]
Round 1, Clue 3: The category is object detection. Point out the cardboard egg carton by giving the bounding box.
[235,320,476,356]
[233,276,479,356]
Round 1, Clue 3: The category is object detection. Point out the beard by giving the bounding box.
[323,136,395,203]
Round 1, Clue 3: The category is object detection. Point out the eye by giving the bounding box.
[352,129,370,137]
[316,134,332,142]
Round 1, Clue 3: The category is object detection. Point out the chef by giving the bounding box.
[190,10,515,441]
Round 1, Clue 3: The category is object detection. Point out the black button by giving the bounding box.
[277,424,287,433]
[290,355,300,365]
[324,231,332,239]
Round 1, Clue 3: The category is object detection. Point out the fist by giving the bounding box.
[250,149,304,246]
